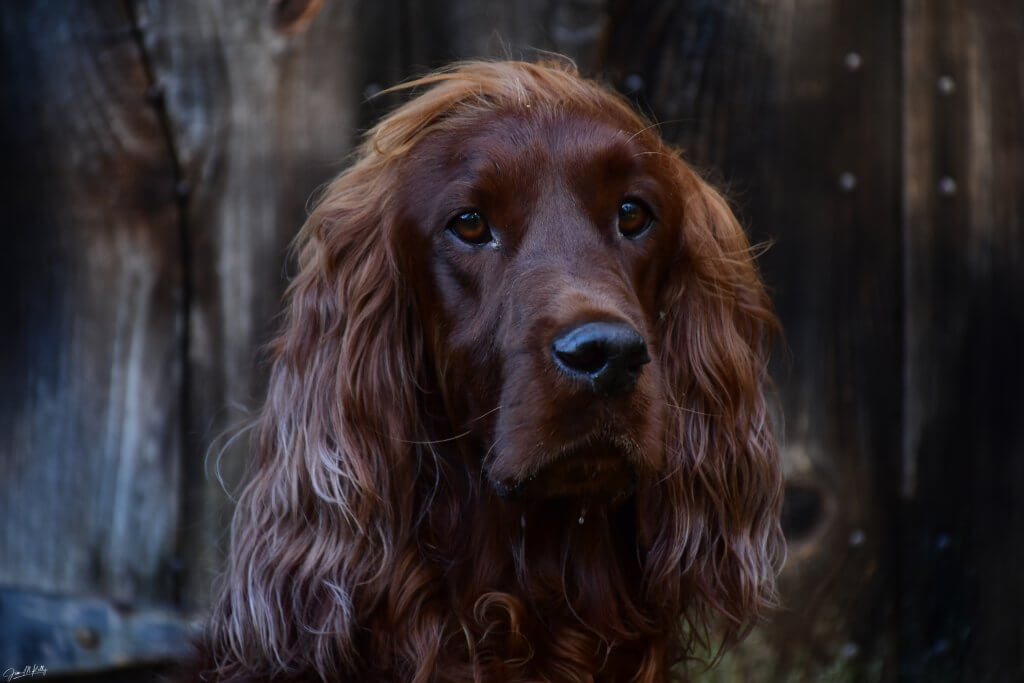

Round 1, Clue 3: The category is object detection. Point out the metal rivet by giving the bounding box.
[839,641,859,658]
[848,529,866,547]
[624,73,645,93]
[363,83,381,100]
[838,172,857,192]
[75,626,101,649]
[937,75,956,95]
[938,176,957,196]
[844,52,862,71]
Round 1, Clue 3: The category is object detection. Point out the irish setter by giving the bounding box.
[182,59,783,682]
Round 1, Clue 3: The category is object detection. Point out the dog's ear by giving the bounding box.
[644,162,784,649]
[206,157,424,679]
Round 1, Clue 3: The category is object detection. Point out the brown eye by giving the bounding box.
[617,200,652,237]
[448,211,493,245]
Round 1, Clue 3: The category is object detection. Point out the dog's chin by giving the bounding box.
[492,441,638,502]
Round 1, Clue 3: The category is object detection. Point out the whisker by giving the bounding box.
[623,117,691,144]
[654,442,687,486]
[468,404,502,423]
[393,404,501,445]
[624,120,665,144]
[631,150,676,161]
[396,430,471,446]
[665,401,720,418]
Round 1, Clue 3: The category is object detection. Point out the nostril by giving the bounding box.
[553,339,610,375]
[623,343,650,372]
[551,321,650,393]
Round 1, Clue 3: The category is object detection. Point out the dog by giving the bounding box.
[181,59,783,682]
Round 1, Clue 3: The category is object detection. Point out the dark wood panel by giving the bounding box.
[604,1,905,679]
[136,0,406,610]
[902,1,1024,680]
[0,1,183,605]
[403,0,608,73]
[2,0,1022,678]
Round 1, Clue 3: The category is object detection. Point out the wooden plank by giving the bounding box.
[604,1,904,678]
[0,0,183,610]
[403,0,609,73]
[135,0,405,610]
[902,0,1024,679]
[0,587,189,674]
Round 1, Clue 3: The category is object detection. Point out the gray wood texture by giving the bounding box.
[1,1,183,607]
[136,0,406,612]
[901,1,1024,680]
[2,0,1022,679]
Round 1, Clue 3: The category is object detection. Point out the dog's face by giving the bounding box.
[397,107,681,500]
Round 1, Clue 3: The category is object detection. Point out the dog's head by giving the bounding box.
[396,100,671,501]
[382,64,779,510]
[211,60,783,681]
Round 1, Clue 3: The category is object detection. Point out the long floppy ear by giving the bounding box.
[647,162,784,652]
[205,157,423,679]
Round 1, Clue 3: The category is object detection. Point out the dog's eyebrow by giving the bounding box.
[447,146,513,182]
[572,136,642,180]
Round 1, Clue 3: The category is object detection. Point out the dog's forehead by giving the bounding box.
[429,107,644,178]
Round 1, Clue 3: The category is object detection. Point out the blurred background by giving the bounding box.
[2,0,1022,681]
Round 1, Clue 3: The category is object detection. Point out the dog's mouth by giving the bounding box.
[493,438,637,501]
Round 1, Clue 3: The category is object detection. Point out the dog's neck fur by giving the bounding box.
[355,444,678,681]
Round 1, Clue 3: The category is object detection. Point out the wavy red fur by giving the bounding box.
[180,59,784,683]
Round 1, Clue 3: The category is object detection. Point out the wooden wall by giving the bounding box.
[2,0,1021,680]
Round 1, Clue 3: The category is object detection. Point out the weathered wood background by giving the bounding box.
[2,0,1021,680]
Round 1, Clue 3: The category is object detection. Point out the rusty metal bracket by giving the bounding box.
[0,587,195,675]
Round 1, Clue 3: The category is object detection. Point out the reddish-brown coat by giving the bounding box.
[179,59,783,683]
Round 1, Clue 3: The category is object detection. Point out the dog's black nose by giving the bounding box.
[552,321,650,395]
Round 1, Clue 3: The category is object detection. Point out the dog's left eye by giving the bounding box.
[448,211,494,245]
[617,200,653,238]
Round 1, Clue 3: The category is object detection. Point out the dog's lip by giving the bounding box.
[538,448,625,482]
[494,438,637,500]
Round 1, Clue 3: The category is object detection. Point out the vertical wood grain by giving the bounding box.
[605,1,904,679]
[902,0,1024,680]
[136,0,405,609]
[402,0,608,73]
[2,0,1022,678]
[0,1,183,604]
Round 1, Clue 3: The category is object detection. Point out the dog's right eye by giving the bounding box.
[617,200,653,238]
[447,211,493,246]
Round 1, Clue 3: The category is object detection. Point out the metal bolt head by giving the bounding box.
[624,73,645,94]
[849,529,866,547]
[938,176,957,196]
[844,52,862,71]
[75,626,101,649]
[937,75,956,95]
[363,83,381,100]
[838,172,857,192]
